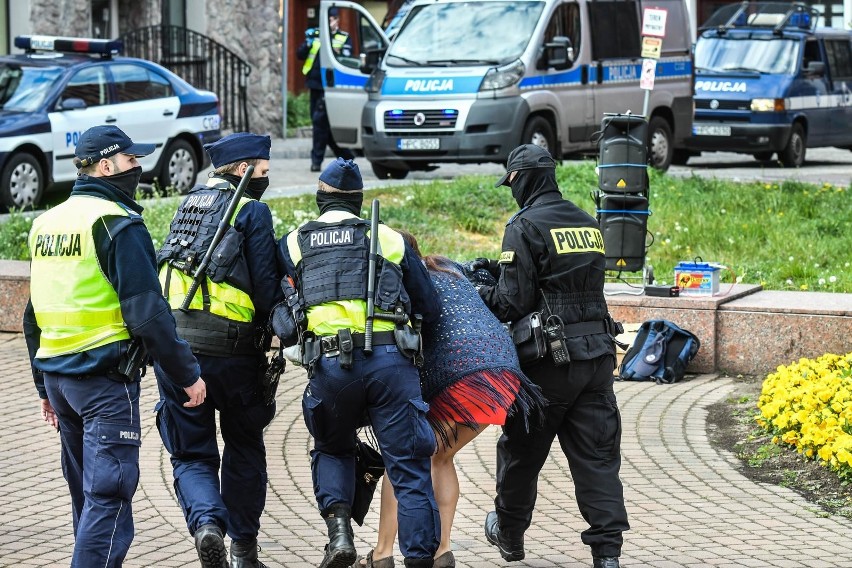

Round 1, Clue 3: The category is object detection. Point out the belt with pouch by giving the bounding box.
[319,330,396,355]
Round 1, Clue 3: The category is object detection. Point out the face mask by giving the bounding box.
[247,176,270,199]
[107,166,143,199]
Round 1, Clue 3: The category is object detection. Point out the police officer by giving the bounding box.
[278,158,441,568]
[297,6,355,172]
[154,133,282,568]
[475,144,629,568]
[23,125,204,568]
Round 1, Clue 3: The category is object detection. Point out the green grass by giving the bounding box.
[4,162,851,292]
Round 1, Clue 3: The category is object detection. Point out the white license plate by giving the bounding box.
[693,124,731,136]
[398,138,440,150]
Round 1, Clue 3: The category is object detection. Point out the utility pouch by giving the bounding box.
[508,312,548,365]
[207,226,252,293]
[393,322,422,366]
[338,328,354,369]
[302,337,321,376]
[115,339,148,381]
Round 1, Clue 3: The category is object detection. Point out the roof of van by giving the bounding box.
[699,1,820,33]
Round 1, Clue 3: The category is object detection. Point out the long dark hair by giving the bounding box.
[396,229,460,277]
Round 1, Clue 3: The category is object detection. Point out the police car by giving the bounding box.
[0,35,222,209]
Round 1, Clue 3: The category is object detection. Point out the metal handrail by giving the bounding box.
[121,25,251,132]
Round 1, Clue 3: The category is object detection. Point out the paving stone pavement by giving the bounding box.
[3,331,852,567]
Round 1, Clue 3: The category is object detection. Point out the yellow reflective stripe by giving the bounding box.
[37,325,130,356]
[35,308,124,328]
[302,40,321,75]
[308,300,397,335]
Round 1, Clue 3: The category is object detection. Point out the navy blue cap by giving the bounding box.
[319,158,363,192]
[75,125,155,166]
[329,7,340,17]
[204,132,271,169]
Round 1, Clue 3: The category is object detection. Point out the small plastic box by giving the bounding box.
[674,262,721,295]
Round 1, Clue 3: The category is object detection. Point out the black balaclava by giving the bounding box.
[510,166,560,208]
[106,166,143,200]
[221,172,269,200]
[316,191,363,215]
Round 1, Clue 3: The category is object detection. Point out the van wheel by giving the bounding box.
[0,153,44,210]
[779,124,806,167]
[753,151,774,161]
[158,139,198,194]
[372,162,409,180]
[522,116,556,156]
[647,117,673,171]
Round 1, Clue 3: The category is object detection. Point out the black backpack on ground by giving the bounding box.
[618,319,700,384]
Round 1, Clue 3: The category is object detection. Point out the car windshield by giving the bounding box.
[0,64,63,112]
[695,36,800,75]
[386,1,545,66]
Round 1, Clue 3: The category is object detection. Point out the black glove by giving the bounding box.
[473,257,500,278]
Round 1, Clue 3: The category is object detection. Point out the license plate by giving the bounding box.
[693,124,731,136]
[398,138,439,150]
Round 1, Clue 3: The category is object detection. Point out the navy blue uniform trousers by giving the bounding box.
[495,354,629,558]
[154,353,275,542]
[45,372,142,568]
[309,88,355,168]
[303,345,440,561]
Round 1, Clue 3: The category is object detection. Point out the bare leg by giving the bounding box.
[368,422,487,562]
[371,476,397,561]
[431,423,483,557]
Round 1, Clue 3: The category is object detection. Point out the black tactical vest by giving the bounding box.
[295,218,409,312]
[157,181,251,292]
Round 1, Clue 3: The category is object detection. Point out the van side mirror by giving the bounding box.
[805,60,825,77]
[544,36,573,70]
[360,48,386,75]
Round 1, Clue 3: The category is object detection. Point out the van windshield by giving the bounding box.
[386,1,546,66]
[695,36,800,75]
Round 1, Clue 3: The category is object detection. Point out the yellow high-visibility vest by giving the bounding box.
[29,196,132,358]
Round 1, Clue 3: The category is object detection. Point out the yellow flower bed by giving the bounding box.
[757,352,852,479]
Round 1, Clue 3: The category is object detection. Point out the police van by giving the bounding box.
[317,0,693,179]
[684,2,852,166]
[0,36,221,209]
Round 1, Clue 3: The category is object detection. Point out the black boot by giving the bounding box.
[592,557,620,568]
[194,523,228,568]
[231,538,268,568]
[320,503,357,568]
[403,558,434,568]
[484,511,525,562]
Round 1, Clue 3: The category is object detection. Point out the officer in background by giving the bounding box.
[154,133,282,568]
[297,6,356,172]
[475,144,629,568]
[23,125,204,568]
[278,158,441,568]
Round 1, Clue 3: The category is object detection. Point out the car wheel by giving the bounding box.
[647,116,673,171]
[158,139,198,194]
[0,153,44,210]
[753,151,774,161]
[371,162,409,180]
[521,116,556,156]
[779,124,806,167]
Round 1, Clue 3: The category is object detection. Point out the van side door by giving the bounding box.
[586,1,644,122]
[536,2,593,151]
[792,39,832,145]
[823,37,852,144]
[318,1,389,151]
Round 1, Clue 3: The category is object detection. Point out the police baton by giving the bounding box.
[179,164,254,312]
[364,198,380,354]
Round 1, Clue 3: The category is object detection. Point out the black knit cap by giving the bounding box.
[494,144,556,187]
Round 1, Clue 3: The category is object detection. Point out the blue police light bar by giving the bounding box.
[14,35,123,56]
